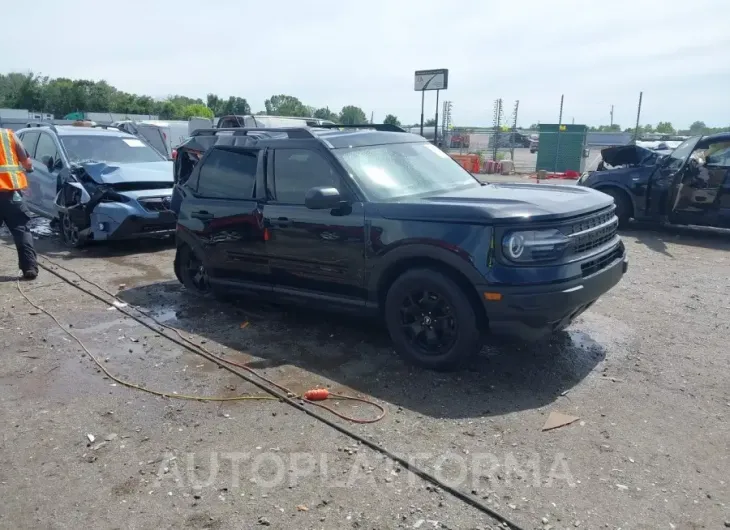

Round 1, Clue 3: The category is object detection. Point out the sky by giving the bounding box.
[4,0,729,129]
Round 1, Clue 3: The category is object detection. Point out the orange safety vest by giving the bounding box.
[0,129,28,191]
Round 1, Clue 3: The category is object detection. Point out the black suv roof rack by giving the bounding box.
[314,123,407,133]
[190,127,316,139]
[25,121,57,133]
[90,124,120,130]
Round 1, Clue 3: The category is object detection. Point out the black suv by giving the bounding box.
[171,125,628,370]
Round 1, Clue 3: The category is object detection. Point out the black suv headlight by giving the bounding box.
[502,229,571,263]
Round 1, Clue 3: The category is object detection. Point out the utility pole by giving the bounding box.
[442,100,453,146]
[510,100,519,162]
[553,94,565,173]
[370,111,374,124]
[633,92,643,142]
[492,99,503,162]
[610,105,614,127]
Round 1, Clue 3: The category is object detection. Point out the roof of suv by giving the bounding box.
[310,128,425,148]
[19,125,136,138]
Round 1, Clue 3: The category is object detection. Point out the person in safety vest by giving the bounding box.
[0,128,38,280]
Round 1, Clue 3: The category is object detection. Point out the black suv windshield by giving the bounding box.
[334,141,480,200]
[61,135,165,164]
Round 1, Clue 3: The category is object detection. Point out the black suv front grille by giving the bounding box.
[562,207,619,256]
[580,244,623,277]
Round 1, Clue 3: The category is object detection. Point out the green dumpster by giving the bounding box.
[536,124,588,173]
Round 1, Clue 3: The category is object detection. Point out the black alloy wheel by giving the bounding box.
[399,290,458,355]
[384,268,483,371]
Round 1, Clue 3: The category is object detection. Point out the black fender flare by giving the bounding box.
[175,226,208,262]
[174,226,209,285]
[366,243,485,303]
[593,183,637,217]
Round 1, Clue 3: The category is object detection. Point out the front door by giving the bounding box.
[669,138,730,228]
[31,132,64,217]
[16,131,41,209]
[646,136,700,217]
[263,147,367,304]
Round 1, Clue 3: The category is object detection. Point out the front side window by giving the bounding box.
[333,141,480,201]
[35,133,59,163]
[60,135,165,164]
[19,131,40,157]
[272,149,340,204]
[663,136,700,172]
[197,148,257,200]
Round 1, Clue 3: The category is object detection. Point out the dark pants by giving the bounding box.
[0,191,38,273]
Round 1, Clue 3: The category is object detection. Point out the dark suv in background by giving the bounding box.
[171,124,628,370]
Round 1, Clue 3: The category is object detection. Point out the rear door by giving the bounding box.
[177,145,270,287]
[263,147,367,303]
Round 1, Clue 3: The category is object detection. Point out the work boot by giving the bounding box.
[22,269,38,280]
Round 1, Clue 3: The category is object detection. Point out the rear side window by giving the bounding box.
[197,148,257,200]
[218,117,242,128]
[272,149,340,204]
[19,131,40,157]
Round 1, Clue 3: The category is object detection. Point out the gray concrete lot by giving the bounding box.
[1,218,728,530]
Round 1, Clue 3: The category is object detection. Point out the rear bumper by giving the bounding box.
[479,244,628,339]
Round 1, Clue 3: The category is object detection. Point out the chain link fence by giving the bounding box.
[443,129,637,175]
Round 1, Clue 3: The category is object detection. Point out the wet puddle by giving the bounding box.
[0,216,56,239]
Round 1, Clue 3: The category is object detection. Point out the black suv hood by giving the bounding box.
[600,145,658,167]
[376,183,614,224]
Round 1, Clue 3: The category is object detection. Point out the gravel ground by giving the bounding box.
[1,220,729,530]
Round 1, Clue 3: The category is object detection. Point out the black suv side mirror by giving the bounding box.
[305,186,342,210]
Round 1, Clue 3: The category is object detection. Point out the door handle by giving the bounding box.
[272,217,291,227]
[191,210,213,220]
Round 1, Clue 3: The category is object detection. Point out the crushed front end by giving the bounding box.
[55,162,175,243]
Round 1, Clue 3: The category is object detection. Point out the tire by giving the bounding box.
[601,188,632,228]
[384,268,482,371]
[176,244,211,296]
[58,212,87,249]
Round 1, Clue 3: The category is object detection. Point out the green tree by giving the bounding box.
[206,94,250,116]
[313,107,338,122]
[689,121,707,135]
[206,94,223,114]
[383,114,401,127]
[264,94,310,117]
[222,96,250,115]
[339,106,367,125]
[424,118,437,127]
[655,121,675,134]
[181,103,214,119]
[0,73,44,111]
[591,124,621,132]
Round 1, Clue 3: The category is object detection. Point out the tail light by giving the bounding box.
[172,149,177,160]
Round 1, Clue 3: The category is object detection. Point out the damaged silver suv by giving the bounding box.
[16,122,175,247]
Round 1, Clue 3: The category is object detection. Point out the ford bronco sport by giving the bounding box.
[171,124,628,370]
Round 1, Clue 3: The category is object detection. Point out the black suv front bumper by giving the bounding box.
[479,243,628,339]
